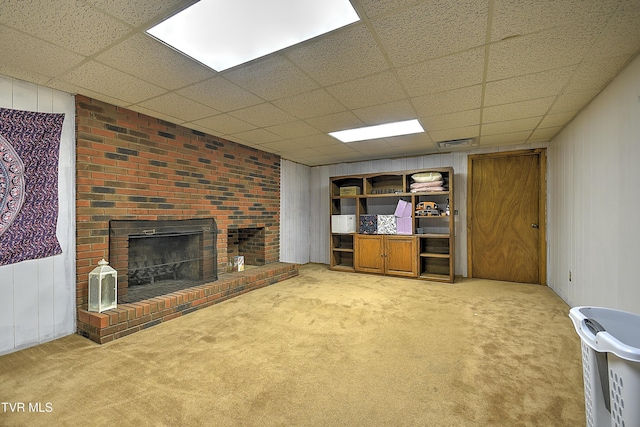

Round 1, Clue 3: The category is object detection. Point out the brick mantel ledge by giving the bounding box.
[77,262,298,344]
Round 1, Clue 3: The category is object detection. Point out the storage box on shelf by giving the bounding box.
[329,167,454,282]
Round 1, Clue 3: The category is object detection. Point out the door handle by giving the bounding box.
[531,224,539,229]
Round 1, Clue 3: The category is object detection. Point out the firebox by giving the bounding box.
[109,218,217,303]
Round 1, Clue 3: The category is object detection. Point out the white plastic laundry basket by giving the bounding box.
[569,306,640,427]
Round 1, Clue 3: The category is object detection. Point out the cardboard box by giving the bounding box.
[394,199,412,218]
[233,256,244,272]
[340,186,361,196]
[359,215,377,234]
[377,215,397,234]
[331,215,357,233]
[396,217,413,234]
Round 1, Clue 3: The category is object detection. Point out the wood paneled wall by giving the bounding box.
[549,53,640,315]
[306,144,547,277]
[280,160,311,264]
[0,76,76,355]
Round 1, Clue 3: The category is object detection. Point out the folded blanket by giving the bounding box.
[412,172,442,182]
[410,181,443,190]
[411,187,445,193]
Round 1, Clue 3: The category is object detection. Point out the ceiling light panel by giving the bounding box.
[329,119,424,143]
[147,0,360,71]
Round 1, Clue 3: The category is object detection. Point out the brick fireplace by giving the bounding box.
[74,96,295,343]
[109,218,217,301]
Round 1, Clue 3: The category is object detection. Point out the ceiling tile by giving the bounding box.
[412,85,483,117]
[487,22,605,81]
[191,114,256,135]
[481,117,542,136]
[84,0,192,27]
[549,89,600,114]
[136,92,220,122]
[305,112,365,133]
[59,61,166,104]
[577,0,640,60]
[372,0,488,67]
[0,0,131,56]
[177,77,262,113]
[327,71,406,109]
[537,111,577,129]
[48,80,130,108]
[529,126,563,142]
[491,0,619,42]
[479,130,531,146]
[95,34,212,90]
[482,97,555,123]
[312,142,359,155]
[130,105,187,125]
[0,25,86,79]
[357,0,416,18]
[384,132,434,148]
[428,126,480,143]
[223,55,318,101]
[229,128,281,145]
[423,109,481,131]
[397,47,485,97]
[0,64,51,86]
[285,24,389,86]
[352,100,418,125]
[266,121,321,139]
[229,103,296,128]
[564,56,630,93]
[484,66,576,106]
[272,89,346,119]
[282,134,339,149]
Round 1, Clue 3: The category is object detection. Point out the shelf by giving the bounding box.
[330,167,454,282]
[331,264,355,272]
[416,233,450,238]
[419,273,451,282]
[420,252,450,258]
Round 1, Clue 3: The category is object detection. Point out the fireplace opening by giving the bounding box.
[128,233,202,286]
[227,227,266,268]
[109,218,217,303]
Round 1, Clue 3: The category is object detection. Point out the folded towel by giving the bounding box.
[412,172,442,183]
[410,181,443,189]
[411,186,445,193]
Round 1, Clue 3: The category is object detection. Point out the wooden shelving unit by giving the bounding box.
[329,167,454,283]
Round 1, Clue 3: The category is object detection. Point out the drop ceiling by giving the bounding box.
[1,0,639,166]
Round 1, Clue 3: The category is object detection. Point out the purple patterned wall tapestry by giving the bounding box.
[0,107,65,266]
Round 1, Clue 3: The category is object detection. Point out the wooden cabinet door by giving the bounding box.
[354,235,384,273]
[386,236,417,277]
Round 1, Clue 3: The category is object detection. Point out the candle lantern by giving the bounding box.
[88,259,117,312]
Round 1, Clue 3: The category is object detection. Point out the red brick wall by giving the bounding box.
[75,95,281,308]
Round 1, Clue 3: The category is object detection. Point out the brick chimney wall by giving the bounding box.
[75,95,280,308]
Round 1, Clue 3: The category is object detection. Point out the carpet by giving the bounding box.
[0,263,585,426]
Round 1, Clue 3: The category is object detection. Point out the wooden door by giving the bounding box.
[354,235,385,273]
[468,150,546,284]
[386,236,418,277]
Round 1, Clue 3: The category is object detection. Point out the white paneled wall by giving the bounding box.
[280,159,311,264]
[0,75,76,355]
[549,53,640,315]
[307,142,546,275]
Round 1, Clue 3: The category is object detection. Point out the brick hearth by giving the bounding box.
[75,96,285,342]
[78,263,298,344]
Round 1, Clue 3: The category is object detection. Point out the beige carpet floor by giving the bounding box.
[0,263,585,426]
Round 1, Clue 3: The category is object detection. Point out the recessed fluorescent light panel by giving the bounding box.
[147,0,360,71]
[329,119,425,143]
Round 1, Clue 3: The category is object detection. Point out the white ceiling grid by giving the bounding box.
[0,0,639,166]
